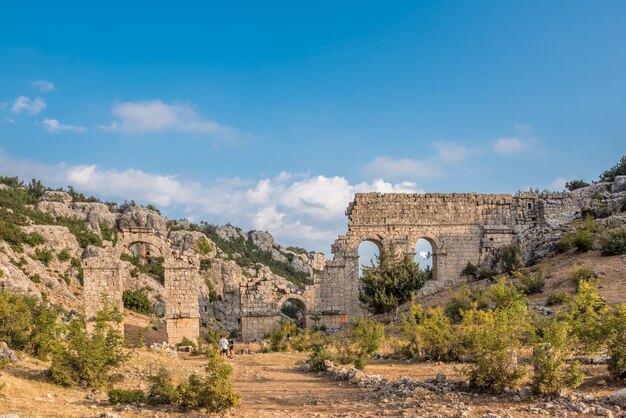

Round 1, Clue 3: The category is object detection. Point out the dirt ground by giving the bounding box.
[2,347,624,418]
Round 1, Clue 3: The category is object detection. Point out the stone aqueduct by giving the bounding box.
[84,192,582,343]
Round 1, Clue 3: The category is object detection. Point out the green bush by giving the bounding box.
[461,262,477,277]
[108,388,146,404]
[445,286,475,320]
[49,301,127,388]
[268,321,298,352]
[120,253,165,284]
[531,319,582,394]
[514,269,545,295]
[57,249,71,262]
[459,300,532,393]
[359,245,430,314]
[572,229,594,252]
[486,277,520,308]
[565,179,590,191]
[29,274,42,283]
[24,232,45,247]
[601,228,626,256]
[194,237,213,255]
[570,264,599,291]
[546,292,570,306]
[307,342,334,371]
[147,367,179,405]
[477,268,496,280]
[176,349,240,412]
[606,304,626,378]
[335,317,384,370]
[563,279,611,354]
[122,289,154,315]
[498,244,523,274]
[290,328,324,352]
[402,304,458,361]
[0,292,62,359]
[177,336,196,349]
[0,268,3,278]
[199,258,212,271]
[70,257,84,286]
[34,248,53,266]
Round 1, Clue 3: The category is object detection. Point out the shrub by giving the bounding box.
[570,264,599,291]
[204,276,220,302]
[478,268,496,280]
[177,336,196,349]
[486,277,520,308]
[146,367,179,405]
[599,155,626,182]
[563,280,610,354]
[498,244,522,274]
[403,304,458,361]
[554,238,572,254]
[108,388,146,404]
[122,289,154,315]
[29,274,42,283]
[0,268,3,278]
[70,257,84,285]
[57,249,71,262]
[546,292,570,306]
[176,349,240,412]
[34,248,53,266]
[445,286,474,320]
[606,304,626,378]
[359,245,429,314]
[459,300,533,393]
[49,301,128,388]
[307,342,334,372]
[290,328,324,352]
[268,321,298,352]
[461,262,477,277]
[514,269,545,295]
[531,319,582,394]
[572,229,594,252]
[194,237,213,255]
[601,227,626,256]
[335,317,384,370]
[565,179,590,191]
[24,232,45,247]
[199,258,212,271]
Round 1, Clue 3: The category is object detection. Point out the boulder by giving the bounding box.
[0,341,18,361]
[249,230,275,252]
[214,224,247,242]
[610,388,626,407]
[613,175,626,193]
[168,230,216,256]
[118,206,167,237]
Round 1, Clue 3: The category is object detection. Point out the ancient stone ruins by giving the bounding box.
[82,186,617,343]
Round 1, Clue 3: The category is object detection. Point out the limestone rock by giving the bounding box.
[118,206,167,236]
[0,341,18,362]
[168,230,216,257]
[612,175,626,193]
[610,388,626,407]
[214,224,247,242]
[249,230,275,252]
[40,190,73,204]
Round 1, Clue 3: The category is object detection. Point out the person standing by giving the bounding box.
[219,335,229,359]
[228,338,235,359]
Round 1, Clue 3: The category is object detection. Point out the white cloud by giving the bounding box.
[41,118,86,134]
[363,141,471,179]
[493,137,528,156]
[11,96,46,115]
[363,156,441,179]
[0,150,421,251]
[549,177,568,191]
[98,100,235,138]
[31,80,55,92]
[432,142,469,163]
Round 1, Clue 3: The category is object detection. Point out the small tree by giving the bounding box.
[565,179,590,191]
[498,244,523,274]
[563,280,610,354]
[459,300,533,393]
[606,304,626,378]
[359,245,429,315]
[268,321,297,352]
[402,304,458,361]
[599,155,626,182]
[336,317,384,370]
[49,301,128,388]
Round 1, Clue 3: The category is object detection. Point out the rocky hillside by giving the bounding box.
[0,177,326,334]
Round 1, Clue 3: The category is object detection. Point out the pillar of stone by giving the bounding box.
[164,260,200,345]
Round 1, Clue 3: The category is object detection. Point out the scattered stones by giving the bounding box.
[0,341,17,362]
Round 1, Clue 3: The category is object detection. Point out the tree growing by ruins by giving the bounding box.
[359,245,430,315]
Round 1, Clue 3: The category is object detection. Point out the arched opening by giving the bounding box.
[414,238,436,280]
[119,241,167,344]
[280,298,306,329]
[358,239,382,276]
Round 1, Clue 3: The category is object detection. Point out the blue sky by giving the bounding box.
[0,1,625,253]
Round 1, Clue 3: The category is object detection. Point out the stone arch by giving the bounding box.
[84,227,200,345]
[278,294,308,329]
[413,235,438,281]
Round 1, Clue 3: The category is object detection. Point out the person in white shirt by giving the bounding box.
[219,335,229,358]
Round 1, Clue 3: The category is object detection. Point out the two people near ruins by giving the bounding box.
[219,335,236,359]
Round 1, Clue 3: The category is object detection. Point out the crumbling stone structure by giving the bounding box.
[84,227,200,344]
[240,191,584,341]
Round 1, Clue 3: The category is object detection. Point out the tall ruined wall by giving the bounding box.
[313,191,584,319]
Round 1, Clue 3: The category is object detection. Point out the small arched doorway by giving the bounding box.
[358,239,382,276]
[414,237,436,280]
[280,298,307,329]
